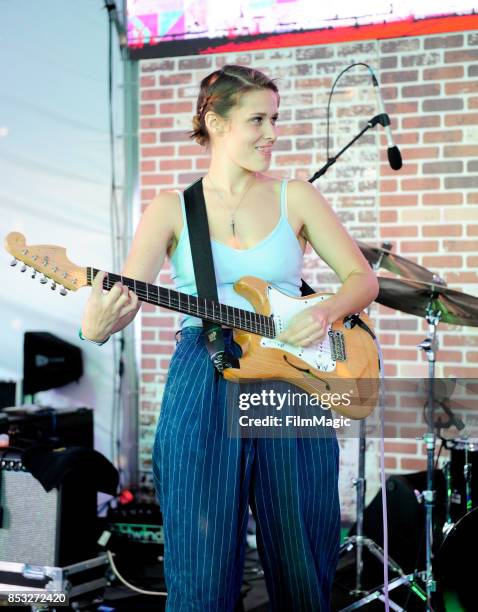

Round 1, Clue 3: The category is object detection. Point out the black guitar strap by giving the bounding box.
[183,178,239,373]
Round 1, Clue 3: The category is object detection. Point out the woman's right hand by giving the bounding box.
[81,271,139,342]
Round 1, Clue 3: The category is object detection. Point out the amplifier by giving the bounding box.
[0,449,97,566]
[0,406,93,449]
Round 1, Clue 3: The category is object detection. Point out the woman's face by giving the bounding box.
[212,88,279,172]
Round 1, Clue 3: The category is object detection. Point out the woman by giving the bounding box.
[81,65,378,611]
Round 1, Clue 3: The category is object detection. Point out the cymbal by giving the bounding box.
[357,241,441,283]
[376,277,478,327]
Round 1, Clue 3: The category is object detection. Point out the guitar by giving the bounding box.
[5,232,379,419]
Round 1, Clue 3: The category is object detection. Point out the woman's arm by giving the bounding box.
[277,180,379,347]
[81,191,179,342]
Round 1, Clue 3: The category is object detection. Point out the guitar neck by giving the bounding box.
[87,267,276,338]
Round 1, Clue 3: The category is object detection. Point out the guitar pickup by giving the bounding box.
[328,330,346,361]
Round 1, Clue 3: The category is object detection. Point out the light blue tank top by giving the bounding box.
[170,179,303,328]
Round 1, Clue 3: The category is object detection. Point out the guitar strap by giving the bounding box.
[183,178,239,373]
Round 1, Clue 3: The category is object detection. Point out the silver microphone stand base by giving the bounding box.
[338,535,427,611]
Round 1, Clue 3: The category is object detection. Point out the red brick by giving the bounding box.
[445,113,478,126]
[380,179,398,192]
[401,240,439,252]
[142,174,174,185]
[400,147,439,160]
[422,255,462,267]
[444,145,478,157]
[141,76,155,87]
[384,457,397,469]
[382,348,423,361]
[140,104,156,116]
[445,81,478,95]
[423,130,462,143]
[402,84,441,97]
[436,350,464,362]
[379,194,418,207]
[159,73,193,85]
[445,49,478,63]
[141,160,156,172]
[278,123,313,136]
[379,210,398,222]
[140,188,156,201]
[160,159,192,171]
[467,225,478,236]
[381,163,418,177]
[384,441,418,454]
[422,193,463,206]
[444,366,478,377]
[423,66,464,80]
[401,178,440,191]
[379,225,418,237]
[140,132,156,144]
[276,154,312,165]
[444,239,478,252]
[402,116,440,129]
[422,224,462,237]
[159,101,193,114]
[381,70,418,84]
[141,88,174,100]
[142,343,175,354]
[141,358,156,369]
[141,117,174,129]
[141,146,175,157]
[401,458,427,471]
[178,144,207,156]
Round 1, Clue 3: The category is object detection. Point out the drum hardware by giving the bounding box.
[442,438,478,529]
[338,243,429,610]
[375,273,478,610]
[357,241,444,285]
[376,277,478,328]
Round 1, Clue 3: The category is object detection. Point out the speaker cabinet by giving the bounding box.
[0,450,97,566]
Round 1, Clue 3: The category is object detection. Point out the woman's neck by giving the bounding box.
[206,158,257,196]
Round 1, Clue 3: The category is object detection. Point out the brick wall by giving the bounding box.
[137,31,478,517]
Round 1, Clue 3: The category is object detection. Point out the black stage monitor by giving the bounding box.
[23,332,83,396]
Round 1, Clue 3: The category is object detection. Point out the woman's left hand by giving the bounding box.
[276,303,331,347]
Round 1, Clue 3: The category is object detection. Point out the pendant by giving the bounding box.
[228,219,242,249]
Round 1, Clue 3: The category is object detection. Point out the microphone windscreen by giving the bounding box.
[388,146,403,170]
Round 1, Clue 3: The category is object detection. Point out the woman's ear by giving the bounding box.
[205,111,226,137]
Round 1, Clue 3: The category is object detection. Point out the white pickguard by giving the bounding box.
[260,285,337,372]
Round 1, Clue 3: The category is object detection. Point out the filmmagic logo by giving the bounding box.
[238,389,352,411]
[236,389,353,430]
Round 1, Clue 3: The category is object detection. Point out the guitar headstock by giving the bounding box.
[4,232,87,294]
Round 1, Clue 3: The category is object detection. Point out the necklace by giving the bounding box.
[206,173,256,244]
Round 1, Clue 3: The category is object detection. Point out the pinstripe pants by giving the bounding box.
[152,327,340,612]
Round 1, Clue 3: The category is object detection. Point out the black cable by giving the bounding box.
[325,62,375,163]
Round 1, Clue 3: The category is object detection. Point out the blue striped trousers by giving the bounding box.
[152,327,340,611]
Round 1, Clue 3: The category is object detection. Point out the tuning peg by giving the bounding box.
[60,286,68,296]
[20,264,27,273]
[40,275,48,284]
[51,281,57,290]
[31,270,37,279]
[10,258,17,267]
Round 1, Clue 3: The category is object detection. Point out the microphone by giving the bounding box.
[371,74,402,170]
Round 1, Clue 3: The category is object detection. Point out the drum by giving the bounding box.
[443,438,478,524]
[435,507,478,611]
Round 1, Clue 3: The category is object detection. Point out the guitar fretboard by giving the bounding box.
[87,268,276,338]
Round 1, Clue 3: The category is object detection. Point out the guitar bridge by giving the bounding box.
[329,330,346,361]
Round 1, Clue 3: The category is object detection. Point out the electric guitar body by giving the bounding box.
[5,232,379,419]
